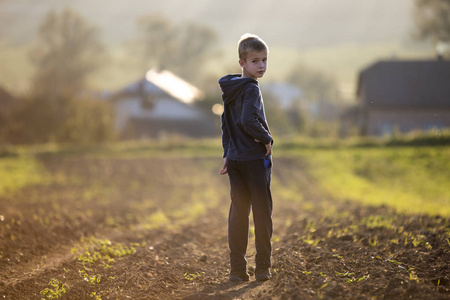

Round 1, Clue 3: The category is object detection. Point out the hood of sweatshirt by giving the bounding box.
[218,74,258,105]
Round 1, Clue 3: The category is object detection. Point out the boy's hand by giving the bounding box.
[255,139,273,156]
[219,157,228,175]
[264,143,272,156]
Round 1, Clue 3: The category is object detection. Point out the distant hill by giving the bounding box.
[0,0,415,48]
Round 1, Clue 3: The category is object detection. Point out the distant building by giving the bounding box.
[262,82,303,109]
[263,82,341,122]
[342,59,450,136]
[111,69,215,139]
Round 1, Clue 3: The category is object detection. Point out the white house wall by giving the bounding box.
[114,96,203,131]
[115,98,140,130]
[366,107,450,135]
[149,97,202,120]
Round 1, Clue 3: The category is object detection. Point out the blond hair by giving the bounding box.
[238,33,268,61]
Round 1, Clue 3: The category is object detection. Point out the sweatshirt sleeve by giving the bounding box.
[221,112,230,158]
[241,85,272,145]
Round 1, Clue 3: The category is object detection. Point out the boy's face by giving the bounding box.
[239,51,268,80]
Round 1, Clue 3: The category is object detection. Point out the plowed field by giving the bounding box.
[0,146,449,299]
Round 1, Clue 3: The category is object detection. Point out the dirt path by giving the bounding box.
[0,156,449,299]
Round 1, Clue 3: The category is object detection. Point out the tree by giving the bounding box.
[262,90,296,136]
[286,64,343,137]
[31,9,104,99]
[135,14,177,71]
[413,0,450,46]
[3,9,116,145]
[175,21,218,80]
[287,63,341,103]
[5,95,116,145]
[134,14,218,82]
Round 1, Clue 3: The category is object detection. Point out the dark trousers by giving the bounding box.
[227,159,273,272]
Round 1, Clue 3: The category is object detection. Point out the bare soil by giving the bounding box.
[0,156,449,299]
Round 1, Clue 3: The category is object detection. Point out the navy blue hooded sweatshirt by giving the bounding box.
[219,74,273,161]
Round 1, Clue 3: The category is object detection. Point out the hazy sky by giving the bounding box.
[0,0,426,96]
[1,0,415,48]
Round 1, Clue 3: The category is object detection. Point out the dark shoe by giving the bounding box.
[255,269,271,281]
[229,271,250,282]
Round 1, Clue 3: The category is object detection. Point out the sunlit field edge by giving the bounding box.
[1,133,449,217]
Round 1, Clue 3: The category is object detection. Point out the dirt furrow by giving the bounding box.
[0,156,449,299]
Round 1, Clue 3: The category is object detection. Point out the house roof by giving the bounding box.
[357,60,450,106]
[115,69,203,104]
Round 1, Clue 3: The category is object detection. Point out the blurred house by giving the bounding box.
[263,82,340,121]
[262,82,303,109]
[111,69,215,139]
[341,58,450,136]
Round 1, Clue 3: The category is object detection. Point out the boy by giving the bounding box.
[218,33,273,282]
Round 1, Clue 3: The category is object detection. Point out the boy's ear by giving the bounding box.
[239,59,245,68]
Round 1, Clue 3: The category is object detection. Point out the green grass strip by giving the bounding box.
[0,156,48,196]
[297,146,450,216]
